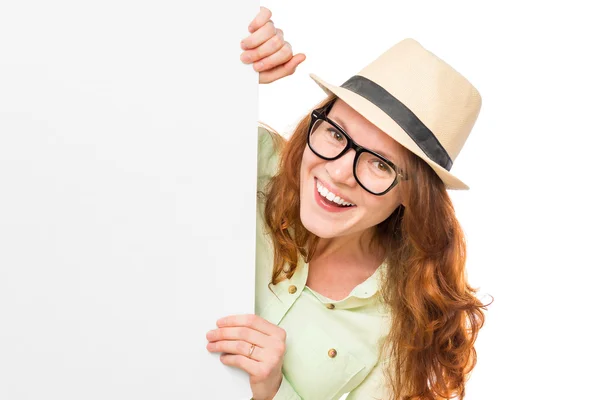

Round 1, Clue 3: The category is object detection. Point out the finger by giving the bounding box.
[206,340,268,362]
[207,326,270,348]
[240,29,284,64]
[253,41,294,72]
[241,20,277,50]
[258,53,306,84]
[217,314,284,340]
[219,353,262,377]
[248,6,272,34]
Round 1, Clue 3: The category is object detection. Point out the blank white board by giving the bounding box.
[0,1,259,398]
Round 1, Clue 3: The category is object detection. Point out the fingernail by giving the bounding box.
[240,41,247,50]
[241,53,251,63]
[255,61,264,71]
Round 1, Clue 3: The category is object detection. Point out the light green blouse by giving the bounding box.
[254,126,393,400]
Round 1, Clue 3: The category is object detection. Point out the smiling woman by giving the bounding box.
[300,99,410,242]
[207,6,490,400]
[255,121,395,399]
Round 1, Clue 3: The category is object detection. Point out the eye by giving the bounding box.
[374,160,392,173]
[327,128,344,142]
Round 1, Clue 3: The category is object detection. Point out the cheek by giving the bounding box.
[364,191,403,221]
[300,147,322,176]
[384,186,404,209]
[300,148,313,192]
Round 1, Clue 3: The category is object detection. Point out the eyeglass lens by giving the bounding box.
[309,119,396,194]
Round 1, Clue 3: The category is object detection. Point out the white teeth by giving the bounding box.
[315,179,355,206]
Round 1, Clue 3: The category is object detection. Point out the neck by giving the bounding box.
[313,227,385,267]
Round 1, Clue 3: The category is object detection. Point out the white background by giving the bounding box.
[0,1,258,399]
[259,1,600,399]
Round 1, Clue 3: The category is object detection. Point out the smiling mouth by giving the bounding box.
[314,178,356,208]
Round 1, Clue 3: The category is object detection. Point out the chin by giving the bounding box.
[299,202,339,239]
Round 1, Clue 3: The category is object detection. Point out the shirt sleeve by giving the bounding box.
[344,357,392,400]
[256,124,282,194]
[271,373,302,400]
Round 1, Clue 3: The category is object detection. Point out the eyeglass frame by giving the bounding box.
[306,102,409,196]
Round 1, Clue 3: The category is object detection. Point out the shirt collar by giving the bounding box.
[291,258,387,301]
[347,260,387,299]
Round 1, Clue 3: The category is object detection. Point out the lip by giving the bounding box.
[315,178,354,204]
[313,177,356,213]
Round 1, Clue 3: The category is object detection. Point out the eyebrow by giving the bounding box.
[329,115,400,164]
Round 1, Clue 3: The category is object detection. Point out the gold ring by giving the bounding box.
[248,343,256,358]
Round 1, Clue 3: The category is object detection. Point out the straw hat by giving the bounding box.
[309,38,482,190]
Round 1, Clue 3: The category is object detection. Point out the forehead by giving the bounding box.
[327,99,406,164]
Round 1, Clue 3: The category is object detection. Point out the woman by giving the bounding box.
[206,7,489,400]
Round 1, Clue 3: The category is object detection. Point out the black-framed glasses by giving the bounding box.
[307,103,409,196]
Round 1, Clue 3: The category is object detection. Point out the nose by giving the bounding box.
[325,150,356,187]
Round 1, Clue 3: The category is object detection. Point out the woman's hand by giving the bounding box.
[241,6,306,84]
[206,314,287,400]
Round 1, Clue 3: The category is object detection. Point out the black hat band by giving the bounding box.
[340,75,453,171]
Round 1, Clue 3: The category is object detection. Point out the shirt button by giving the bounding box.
[328,348,337,358]
[325,303,335,309]
[288,285,297,294]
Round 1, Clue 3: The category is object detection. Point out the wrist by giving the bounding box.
[254,374,283,400]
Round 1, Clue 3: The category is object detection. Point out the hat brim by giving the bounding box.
[309,73,469,190]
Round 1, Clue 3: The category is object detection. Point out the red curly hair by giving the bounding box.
[259,94,491,399]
